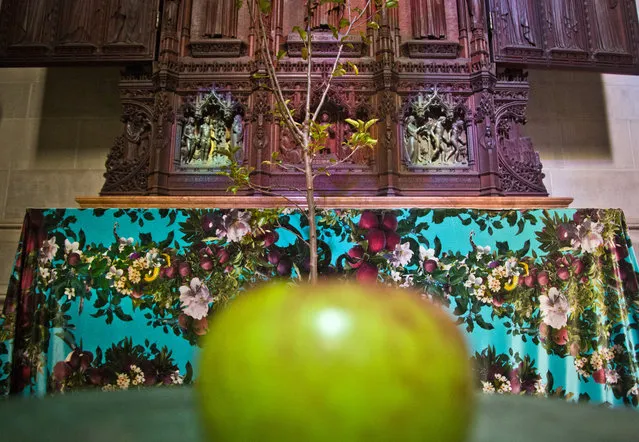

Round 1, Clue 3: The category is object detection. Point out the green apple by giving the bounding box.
[197,282,474,441]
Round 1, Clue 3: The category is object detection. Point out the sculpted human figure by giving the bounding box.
[466,0,485,31]
[309,0,343,30]
[411,0,447,39]
[204,0,239,38]
[16,0,55,44]
[230,115,244,162]
[199,117,213,161]
[447,119,466,163]
[429,116,447,163]
[59,0,94,43]
[593,0,625,52]
[182,117,197,163]
[319,112,338,155]
[108,0,143,43]
[498,0,535,47]
[548,0,580,49]
[404,116,421,164]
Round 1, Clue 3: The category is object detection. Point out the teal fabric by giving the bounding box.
[1,208,638,408]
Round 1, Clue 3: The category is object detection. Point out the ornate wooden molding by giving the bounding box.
[76,195,573,209]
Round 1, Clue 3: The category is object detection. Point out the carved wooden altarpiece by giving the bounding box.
[0,0,637,197]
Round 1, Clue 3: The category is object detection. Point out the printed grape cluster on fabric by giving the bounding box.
[1,207,638,406]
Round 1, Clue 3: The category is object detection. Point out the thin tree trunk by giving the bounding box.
[304,149,318,283]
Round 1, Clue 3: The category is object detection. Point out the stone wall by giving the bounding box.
[0,67,122,297]
[0,66,638,299]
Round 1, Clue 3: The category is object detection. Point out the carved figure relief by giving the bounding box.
[592,0,625,53]
[125,113,151,161]
[203,0,239,38]
[411,0,447,39]
[102,106,152,195]
[58,0,95,43]
[179,89,244,168]
[309,0,343,30]
[277,99,371,166]
[15,0,55,45]
[107,0,144,44]
[164,0,180,32]
[494,0,536,47]
[280,126,302,164]
[402,92,468,167]
[546,0,582,50]
[497,108,546,194]
[466,0,485,31]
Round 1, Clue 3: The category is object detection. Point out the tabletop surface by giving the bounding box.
[0,387,637,442]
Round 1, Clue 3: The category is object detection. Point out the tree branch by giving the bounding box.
[311,0,373,124]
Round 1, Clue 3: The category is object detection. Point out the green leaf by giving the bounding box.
[347,61,359,75]
[329,25,339,40]
[367,21,380,30]
[339,18,350,29]
[292,26,307,42]
[276,49,287,60]
[332,65,347,77]
[344,118,359,128]
[364,118,379,131]
[258,0,271,13]
[385,0,398,7]
[301,47,309,60]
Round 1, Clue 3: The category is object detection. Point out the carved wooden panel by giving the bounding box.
[0,0,160,65]
[488,0,639,73]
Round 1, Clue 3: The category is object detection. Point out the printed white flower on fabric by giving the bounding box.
[39,267,50,279]
[106,266,124,280]
[482,381,495,394]
[64,239,81,256]
[505,257,519,276]
[605,369,620,385]
[118,237,135,252]
[64,287,76,300]
[487,275,501,293]
[171,371,184,385]
[629,385,639,396]
[40,237,59,262]
[419,246,438,262]
[389,242,414,267]
[572,219,604,254]
[399,275,414,288]
[116,373,130,390]
[464,273,483,288]
[389,270,403,282]
[179,277,213,320]
[534,380,546,395]
[146,249,160,268]
[539,287,571,329]
[219,211,252,242]
[476,245,491,256]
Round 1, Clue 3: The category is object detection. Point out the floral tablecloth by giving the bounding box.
[1,208,638,407]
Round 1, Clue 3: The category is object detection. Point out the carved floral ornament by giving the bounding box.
[402,91,469,168]
[177,89,245,169]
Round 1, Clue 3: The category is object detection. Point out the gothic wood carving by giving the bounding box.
[0,0,160,64]
[489,0,639,72]
[102,105,153,195]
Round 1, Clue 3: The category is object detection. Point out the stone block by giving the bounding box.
[0,226,22,299]
[76,118,123,170]
[549,170,639,218]
[0,67,45,84]
[34,67,121,119]
[10,118,79,170]
[5,170,105,222]
[0,82,32,118]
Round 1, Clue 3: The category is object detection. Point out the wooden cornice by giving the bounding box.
[76,196,573,209]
